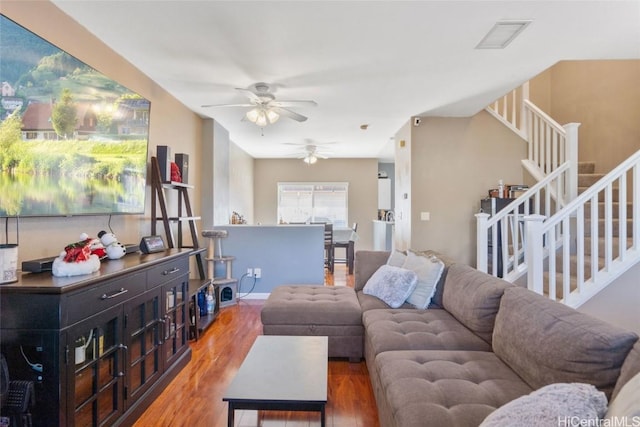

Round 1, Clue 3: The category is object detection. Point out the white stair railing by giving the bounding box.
[476,163,569,281]
[480,84,580,280]
[525,149,640,308]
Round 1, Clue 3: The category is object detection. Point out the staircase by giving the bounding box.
[480,84,640,308]
[544,161,634,301]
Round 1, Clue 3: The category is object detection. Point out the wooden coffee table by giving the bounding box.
[223,335,328,427]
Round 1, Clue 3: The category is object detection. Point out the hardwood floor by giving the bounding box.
[133,265,379,427]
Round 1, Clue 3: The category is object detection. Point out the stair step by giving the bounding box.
[583,202,633,218]
[578,162,596,174]
[556,254,604,279]
[584,218,633,237]
[584,236,633,256]
[578,187,620,202]
[542,271,578,300]
[578,173,605,187]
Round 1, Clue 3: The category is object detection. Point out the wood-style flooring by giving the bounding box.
[133,265,380,427]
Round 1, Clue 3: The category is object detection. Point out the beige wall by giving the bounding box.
[253,158,378,250]
[4,2,204,263]
[403,111,527,265]
[530,60,640,173]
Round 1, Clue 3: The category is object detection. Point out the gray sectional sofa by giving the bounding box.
[354,250,640,427]
[261,250,640,426]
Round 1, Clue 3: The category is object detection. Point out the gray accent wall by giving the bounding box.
[213,225,325,296]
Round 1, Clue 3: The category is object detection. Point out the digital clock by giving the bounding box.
[139,235,166,254]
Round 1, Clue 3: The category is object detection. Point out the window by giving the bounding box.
[277,182,348,226]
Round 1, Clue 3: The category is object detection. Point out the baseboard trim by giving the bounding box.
[237,292,270,300]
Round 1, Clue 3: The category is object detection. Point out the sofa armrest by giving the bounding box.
[354,250,389,291]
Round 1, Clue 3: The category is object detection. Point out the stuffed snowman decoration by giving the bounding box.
[97,230,127,260]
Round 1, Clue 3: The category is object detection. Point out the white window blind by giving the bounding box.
[277,182,348,226]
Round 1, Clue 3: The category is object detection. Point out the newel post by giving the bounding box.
[564,123,581,203]
[475,213,489,273]
[525,214,546,295]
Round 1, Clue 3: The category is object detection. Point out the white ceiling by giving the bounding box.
[52,1,640,161]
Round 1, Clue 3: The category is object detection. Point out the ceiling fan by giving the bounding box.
[201,82,317,127]
[284,140,335,164]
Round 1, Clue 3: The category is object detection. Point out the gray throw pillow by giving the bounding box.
[403,251,445,309]
[363,264,417,308]
[386,249,407,267]
[480,383,607,427]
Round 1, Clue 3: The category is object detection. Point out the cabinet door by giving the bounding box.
[123,288,162,408]
[162,274,189,366]
[66,305,125,427]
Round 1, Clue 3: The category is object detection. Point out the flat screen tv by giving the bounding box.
[0,15,150,217]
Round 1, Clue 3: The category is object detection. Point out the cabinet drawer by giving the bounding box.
[147,256,189,289]
[65,272,146,325]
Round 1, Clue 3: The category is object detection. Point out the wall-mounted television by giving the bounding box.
[0,15,150,218]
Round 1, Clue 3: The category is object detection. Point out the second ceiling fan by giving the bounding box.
[202,82,317,127]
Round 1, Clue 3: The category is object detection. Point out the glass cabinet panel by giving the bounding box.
[163,278,188,364]
[69,307,123,426]
[124,290,161,407]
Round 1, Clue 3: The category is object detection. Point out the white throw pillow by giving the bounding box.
[363,264,418,308]
[606,372,640,421]
[402,251,445,309]
[480,383,607,427]
[386,250,407,267]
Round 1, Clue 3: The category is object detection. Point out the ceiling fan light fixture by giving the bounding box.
[266,109,280,124]
[303,154,318,164]
[255,109,268,127]
[245,108,260,123]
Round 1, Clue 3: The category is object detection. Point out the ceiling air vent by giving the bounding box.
[476,20,532,49]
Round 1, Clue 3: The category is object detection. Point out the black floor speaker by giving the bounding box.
[157,145,171,182]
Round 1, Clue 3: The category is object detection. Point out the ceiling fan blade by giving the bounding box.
[235,88,262,103]
[272,107,307,122]
[201,103,254,108]
[270,100,318,108]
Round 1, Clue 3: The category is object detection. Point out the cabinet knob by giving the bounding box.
[162,267,180,276]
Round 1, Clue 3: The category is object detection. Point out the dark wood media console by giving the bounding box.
[0,249,193,426]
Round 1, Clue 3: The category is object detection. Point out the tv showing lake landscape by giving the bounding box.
[0,15,150,217]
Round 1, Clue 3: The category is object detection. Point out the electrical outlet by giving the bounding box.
[247,268,253,276]
[254,268,261,279]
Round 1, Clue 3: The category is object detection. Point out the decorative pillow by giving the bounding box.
[606,372,640,421]
[479,383,607,427]
[402,251,445,309]
[363,265,417,308]
[386,250,407,267]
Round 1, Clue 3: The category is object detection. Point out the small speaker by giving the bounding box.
[174,153,189,184]
[157,145,171,182]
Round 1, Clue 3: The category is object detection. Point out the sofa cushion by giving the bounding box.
[403,251,445,309]
[357,290,413,312]
[493,287,639,399]
[363,265,417,309]
[441,264,512,344]
[260,285,362,326]
[363,309,491,358]
[375,349,533,427]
